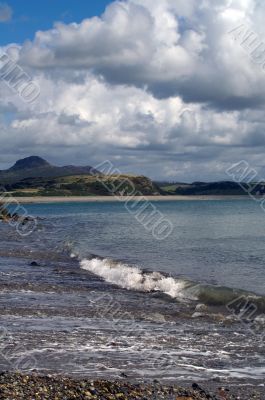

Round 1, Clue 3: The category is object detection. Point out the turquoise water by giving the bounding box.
[22,199,265,295]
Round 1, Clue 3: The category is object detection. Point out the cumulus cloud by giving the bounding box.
[1,0,265,180]
[17,0,265,109]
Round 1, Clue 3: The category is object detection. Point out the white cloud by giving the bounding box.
[1,0,265,180]
[16,0,265,107]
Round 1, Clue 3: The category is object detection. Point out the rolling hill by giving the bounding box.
[0,156,259,197]
[158,181,264,196]
[0,156,161,196]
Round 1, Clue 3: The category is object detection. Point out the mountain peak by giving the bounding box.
[10,156,51,171]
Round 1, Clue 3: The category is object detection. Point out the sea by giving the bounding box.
[0,199,264,390]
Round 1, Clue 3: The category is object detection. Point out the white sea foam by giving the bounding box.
[80,257,191,299]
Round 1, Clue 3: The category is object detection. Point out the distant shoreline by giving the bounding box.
[1,195,251,204]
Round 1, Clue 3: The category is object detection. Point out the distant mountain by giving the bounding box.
[0,156,161,196]
[10,156,50,171]
[0,156,99,184]
[1,156,257,197]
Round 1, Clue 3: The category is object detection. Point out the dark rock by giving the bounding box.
[192,383,200,390]
[30,261,40,267]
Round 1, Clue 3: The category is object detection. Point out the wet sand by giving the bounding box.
[2,195,250,203]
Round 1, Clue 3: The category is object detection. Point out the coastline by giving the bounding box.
[1,195,251,204]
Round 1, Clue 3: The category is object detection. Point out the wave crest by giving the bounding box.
[80,257,191,300]
[80,257,265,313]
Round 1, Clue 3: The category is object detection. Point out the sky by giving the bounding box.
[0,0,112,45]
[1,0,265,181]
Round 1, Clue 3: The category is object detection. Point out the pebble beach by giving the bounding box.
[0,372,263,400]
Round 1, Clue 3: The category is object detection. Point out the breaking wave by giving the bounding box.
[79,257,265,313]
[80,257,193,300]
